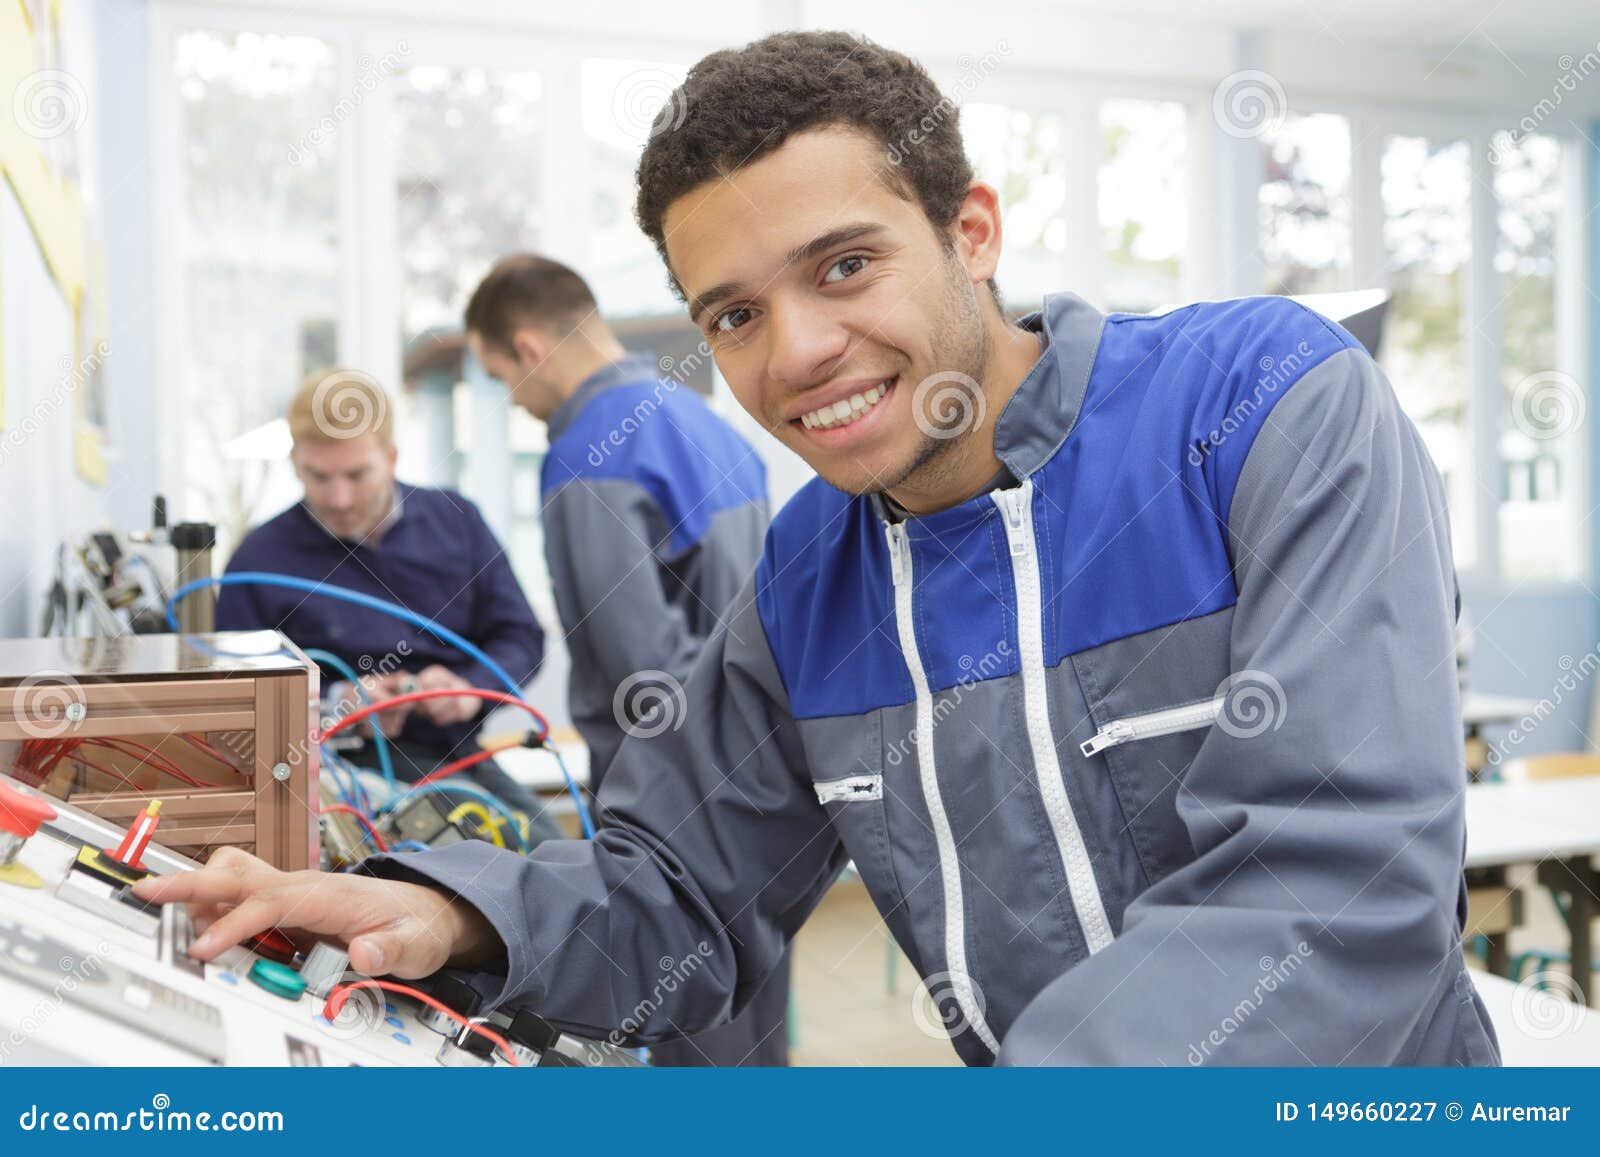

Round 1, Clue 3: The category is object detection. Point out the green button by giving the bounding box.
[249,959,306,1000]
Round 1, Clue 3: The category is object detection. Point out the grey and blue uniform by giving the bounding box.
[536,354,785,1065]
[362,295,1499,1066]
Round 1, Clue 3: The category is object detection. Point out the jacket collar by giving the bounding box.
[545,353,662,443]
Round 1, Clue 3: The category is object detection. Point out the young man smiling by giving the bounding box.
[140,32,1497,1067]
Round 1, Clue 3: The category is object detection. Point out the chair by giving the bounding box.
[1499,754,1600,986]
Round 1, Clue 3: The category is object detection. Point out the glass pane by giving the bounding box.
[393,65,544,346]
[581,58,685,319]
[1496,134,1578,582]
[963,103,1068,311]
[175,30,341,546]
[1380,135,1473,566]
[1259,113,1352,295]
[1098,99,1186,313]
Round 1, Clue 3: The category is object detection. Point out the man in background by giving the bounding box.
[216,370,559,843]
[465,255,787,1066]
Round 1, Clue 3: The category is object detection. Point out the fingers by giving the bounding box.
[131,846,276,907]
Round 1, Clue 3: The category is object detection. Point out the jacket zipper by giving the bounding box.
[885,521,1001,1056]
[992,482,1114,956]
[1079,698,1225,757]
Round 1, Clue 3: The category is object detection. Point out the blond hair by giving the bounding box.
[287,369,394,447]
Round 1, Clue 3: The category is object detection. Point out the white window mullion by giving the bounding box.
[1466,123,1503,583]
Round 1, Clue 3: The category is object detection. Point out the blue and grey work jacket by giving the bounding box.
[363,294,1500,1066]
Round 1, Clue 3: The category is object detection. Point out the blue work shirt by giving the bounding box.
[215,482,544,751]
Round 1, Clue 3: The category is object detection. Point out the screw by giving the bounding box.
[271,762,292,782]
[64,703,87,722]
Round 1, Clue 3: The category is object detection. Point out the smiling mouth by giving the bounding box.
[795,377,895,432]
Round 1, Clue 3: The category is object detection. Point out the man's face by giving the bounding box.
[662,127,990,498]
[468,331,549,419]
[291,434,397,541]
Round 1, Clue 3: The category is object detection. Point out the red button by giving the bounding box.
[0,781,56,838]
[248,928,299,965]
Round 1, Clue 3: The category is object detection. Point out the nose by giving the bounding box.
[326,480,353,511]
[764,294,850,394]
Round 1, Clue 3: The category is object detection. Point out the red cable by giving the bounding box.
[410,741,522,790]
[320,803,389,852]
[324,980,519,1066]
[82,738,208,787]
[319,689,548,744]
[177,733,243,773]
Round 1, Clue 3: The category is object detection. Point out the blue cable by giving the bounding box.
[167,572,593,837]
[390,840,432,853]
[385,782,530,853]
[305,647,396,792]
[320,747,371,816]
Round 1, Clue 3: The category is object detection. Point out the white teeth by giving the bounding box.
[800,381,890,431]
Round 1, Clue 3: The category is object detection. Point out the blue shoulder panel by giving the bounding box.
[543,380,767,557]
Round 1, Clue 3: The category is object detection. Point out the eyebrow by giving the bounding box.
[687,222,888,325]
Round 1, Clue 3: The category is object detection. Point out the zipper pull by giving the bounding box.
[1080,720,1134,757]
[886,523,909,586]
[998,489,1027,555]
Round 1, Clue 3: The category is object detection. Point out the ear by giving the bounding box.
[511,327,551,369]
[950,181,1004,287]
[384,442,399,471]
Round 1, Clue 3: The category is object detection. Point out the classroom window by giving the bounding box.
[1098,98,1187,314]
[1380,134,1474,567]
[173,29,342,545]
[1496,133,1580,584]
[1259,112,1353,295]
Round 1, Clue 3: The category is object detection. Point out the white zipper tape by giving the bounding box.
[814,774,883,805]
[1079,697,1225,758]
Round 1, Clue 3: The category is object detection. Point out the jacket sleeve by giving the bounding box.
[999,346,1471,1065]
[354,579,844,1042]
[542,478,702,701]
[454,501,545,692]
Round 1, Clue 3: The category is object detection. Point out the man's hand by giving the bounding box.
[130,847,506,977]
[414,664,481,726]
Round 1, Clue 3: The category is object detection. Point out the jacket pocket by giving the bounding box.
[797,711,905,919]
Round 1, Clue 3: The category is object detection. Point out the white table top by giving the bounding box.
[1464,777,1600,868]
[1461,691,1542,726]
[1471,969,1600,1065]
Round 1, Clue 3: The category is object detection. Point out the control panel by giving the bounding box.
[0,773,637,1068]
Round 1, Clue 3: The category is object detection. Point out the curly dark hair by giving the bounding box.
[635,31,996,302]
